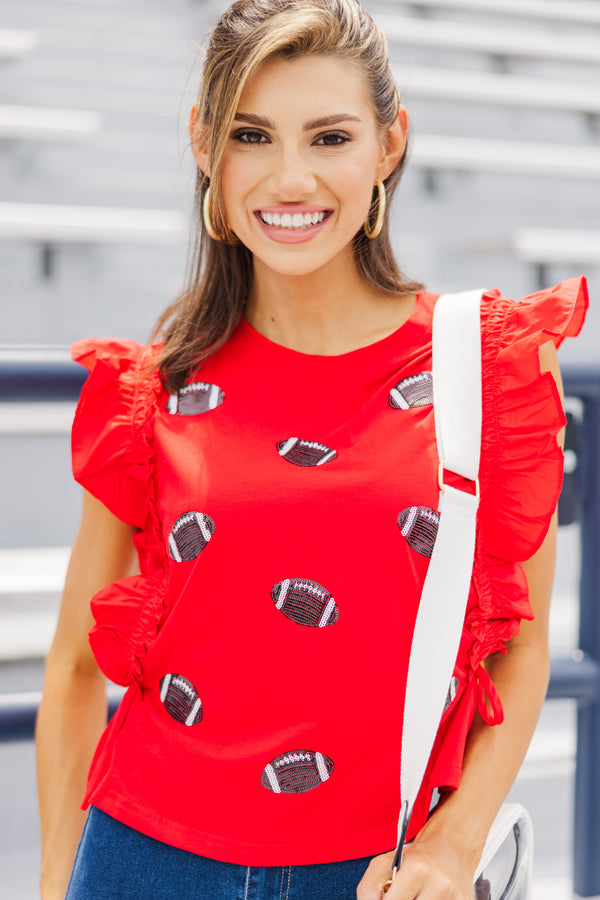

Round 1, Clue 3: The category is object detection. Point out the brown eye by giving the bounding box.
[315,131,350,146]
[233,129,268,144]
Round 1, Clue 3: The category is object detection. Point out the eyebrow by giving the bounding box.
[233,112,361,130]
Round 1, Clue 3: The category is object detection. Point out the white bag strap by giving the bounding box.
[432,290,483,482]
[392,289,485,872]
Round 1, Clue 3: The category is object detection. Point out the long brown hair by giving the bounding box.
[151,0,423,392]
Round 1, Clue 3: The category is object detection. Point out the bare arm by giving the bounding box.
[358,342,564,899]
[36,490,138,900]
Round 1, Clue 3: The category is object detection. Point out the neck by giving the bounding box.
[246,251,415,356]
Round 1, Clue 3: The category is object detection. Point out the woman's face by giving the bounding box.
[214,54,406,279]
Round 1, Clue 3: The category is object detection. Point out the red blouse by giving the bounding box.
[70,278,587,865]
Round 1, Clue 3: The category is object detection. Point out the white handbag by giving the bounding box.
[383,290,533,900]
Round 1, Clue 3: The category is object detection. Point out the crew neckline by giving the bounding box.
[239,291,428,366]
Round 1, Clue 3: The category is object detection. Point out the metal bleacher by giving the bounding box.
[383,0,600,27]
[513,228,600,288]
[1,0,598,345]
[411,134,600,179]
[0,103,102,140]
[0,0,199,343]
[377,0,600,309]
[381,14,600,65]
[397,64,600,115]
[0,29,38,60]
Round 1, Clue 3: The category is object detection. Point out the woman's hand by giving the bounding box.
[357,838,474,900]
[357,827,476,900]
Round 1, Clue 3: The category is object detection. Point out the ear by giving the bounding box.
[375,105,408,182]
[188,106,211,177]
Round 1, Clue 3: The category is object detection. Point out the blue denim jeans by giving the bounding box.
[65,807,380,899]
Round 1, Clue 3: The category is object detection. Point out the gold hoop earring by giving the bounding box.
[202,185,224,242]
[363,180,387,240]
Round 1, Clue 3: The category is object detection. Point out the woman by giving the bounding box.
[36,1,587,898]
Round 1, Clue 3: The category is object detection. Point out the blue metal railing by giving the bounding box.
[0,352,599,895]
[0,347,86,401]
[560,367,600,898]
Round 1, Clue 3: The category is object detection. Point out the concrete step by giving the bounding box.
[0,546,67,660]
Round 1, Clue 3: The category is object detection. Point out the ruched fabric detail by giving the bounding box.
[469,276,587,677]
[88,570,169,686]
[71,339,159,532]
[71,338,169,685]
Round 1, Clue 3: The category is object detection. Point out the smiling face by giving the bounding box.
[205,54,406,280]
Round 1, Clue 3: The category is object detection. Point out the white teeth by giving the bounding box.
[260,210,327,230]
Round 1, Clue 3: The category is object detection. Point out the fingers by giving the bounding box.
[357,851,394,900]
[357,848,471,900]
[385,859,461,900]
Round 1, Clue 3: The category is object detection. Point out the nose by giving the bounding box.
[269,145,317,199]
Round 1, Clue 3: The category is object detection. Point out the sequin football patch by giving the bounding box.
[277,438,337,467]
[397,506,440,557]
[160,673,203,726]
[261,750,334,794]
[168,512,215,562]
[166,382,225,416]
[271,578,339,627]
[389,372,433,409]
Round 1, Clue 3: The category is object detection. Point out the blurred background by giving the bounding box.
[0,0,598,897]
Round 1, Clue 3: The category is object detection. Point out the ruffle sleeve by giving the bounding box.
[70,338,162,530]
[478,275,588,563]
[71,338,169,686]
[469,275,588,677]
